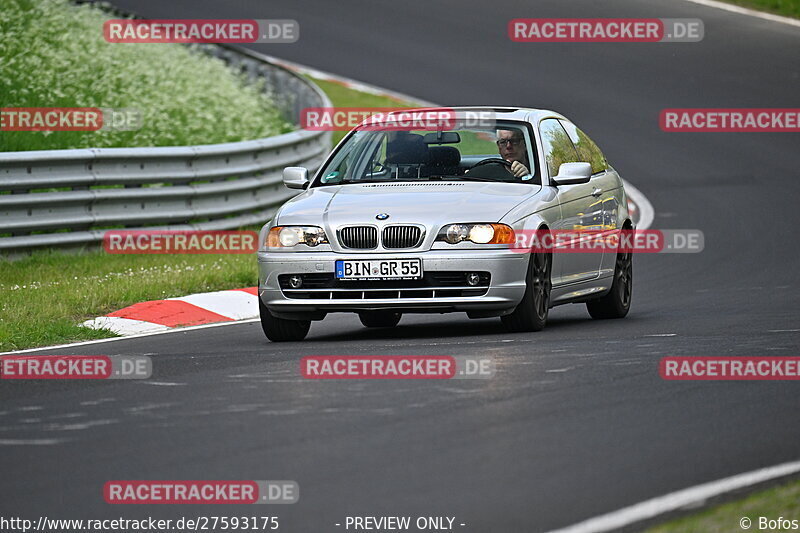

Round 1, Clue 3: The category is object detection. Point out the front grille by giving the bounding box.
[279,272,491,300]
[338,226,378,249]
[382,225,423,249]
[278,272,490,290]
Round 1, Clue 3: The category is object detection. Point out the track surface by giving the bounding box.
[2,1,799,531]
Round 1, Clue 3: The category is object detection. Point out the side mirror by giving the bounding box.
[283,167,309,190]
[552,162,592,185]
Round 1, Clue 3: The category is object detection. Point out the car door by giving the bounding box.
[539,118,602,285]
[559,120,621,278]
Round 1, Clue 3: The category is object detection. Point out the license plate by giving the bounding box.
[335,259,422,280]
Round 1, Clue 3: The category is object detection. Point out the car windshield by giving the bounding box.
[312,122,539,186]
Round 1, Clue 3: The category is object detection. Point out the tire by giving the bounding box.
[259,297,310,342]
[359,311,402,328]
[501,250,552,332]
[587,246,632,319]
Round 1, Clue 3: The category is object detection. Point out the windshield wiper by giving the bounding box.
[439,175,499,182]
[335,179,398,184]
[334,179,429,185]
[326,176,499,185]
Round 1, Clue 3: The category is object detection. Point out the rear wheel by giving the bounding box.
[587,246,632,319]
[501,250,552,332]
[259,298,310,342]
[359,311,402,328]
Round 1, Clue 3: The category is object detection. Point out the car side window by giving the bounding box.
[539,118,580,178]
[559,120,607,174]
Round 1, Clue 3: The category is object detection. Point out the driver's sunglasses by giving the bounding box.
[496,138,523,147]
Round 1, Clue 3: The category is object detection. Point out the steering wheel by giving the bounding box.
[469,158,513,171]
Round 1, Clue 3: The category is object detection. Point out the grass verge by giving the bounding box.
[0,77,415,352]
[719,0,800,18]
[307,77,417,145]
[646,478,800,533]
[0,0,291,152]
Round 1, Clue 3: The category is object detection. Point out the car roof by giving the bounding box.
[441,106,566,122]
[360,106,567,126]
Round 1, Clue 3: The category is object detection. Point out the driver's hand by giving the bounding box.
[510,161,529,178]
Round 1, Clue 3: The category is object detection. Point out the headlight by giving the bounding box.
[267,226,328,248]
[446,224,470,244]
[437,223,515,245]
[468,224,495,244]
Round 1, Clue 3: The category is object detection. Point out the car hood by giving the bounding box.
[275,182,540,229]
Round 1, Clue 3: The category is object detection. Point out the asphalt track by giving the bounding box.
[2,1,799,531]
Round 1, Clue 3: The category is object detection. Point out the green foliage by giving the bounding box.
[0,0,292,152]
[574,129,606,174]
[543,126,577,177]
[725,0,800,18]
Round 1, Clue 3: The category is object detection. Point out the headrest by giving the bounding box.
[386,133,429,164]
[427,146,461,167]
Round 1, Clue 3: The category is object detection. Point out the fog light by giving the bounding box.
[288,275,303,289]
[466,272,481,286]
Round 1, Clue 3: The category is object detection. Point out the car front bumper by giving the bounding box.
[257,249,528,316]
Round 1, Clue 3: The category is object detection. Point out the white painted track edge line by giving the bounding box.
[680,0,800,28]
[621,179,654,230]
[545,459,800,533]
[80,316,171,336]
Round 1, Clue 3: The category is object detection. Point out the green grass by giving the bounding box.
[0,0,291,152]
[646,478,800,533]
[308,77,418,145]
[0,251,257,351]
[721,0,800,18]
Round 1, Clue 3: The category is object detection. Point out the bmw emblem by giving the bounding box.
[376,213,390,220]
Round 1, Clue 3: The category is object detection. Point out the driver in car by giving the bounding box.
[496,129,530,178]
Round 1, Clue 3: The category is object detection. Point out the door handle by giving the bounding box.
[591,187,603,197]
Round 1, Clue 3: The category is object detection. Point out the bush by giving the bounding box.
[0,0,292,152]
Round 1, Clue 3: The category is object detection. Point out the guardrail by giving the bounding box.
[0,44,332,253]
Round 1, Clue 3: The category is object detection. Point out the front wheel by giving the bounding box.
[259,298,310,342]
[359,311,402,328]
[587,247,632,319]
[501,250,552,332]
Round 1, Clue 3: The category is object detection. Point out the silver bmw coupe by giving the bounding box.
[257,107,633,341]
